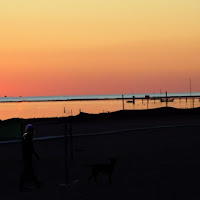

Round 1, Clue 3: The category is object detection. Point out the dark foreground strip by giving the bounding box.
[1,123,200,144]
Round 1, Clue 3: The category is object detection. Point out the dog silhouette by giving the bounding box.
[87,157,117,184]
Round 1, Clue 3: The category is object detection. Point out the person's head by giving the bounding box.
[25,124,35,137]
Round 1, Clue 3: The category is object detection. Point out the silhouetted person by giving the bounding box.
[20,124,41,191]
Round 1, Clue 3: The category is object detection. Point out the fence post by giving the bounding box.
[122,95,124,110]
[70,124,73,160]
[64,123,69,185]
[58,123,69,188]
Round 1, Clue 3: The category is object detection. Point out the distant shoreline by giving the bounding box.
[0,95,200,103]
[0,98,125,103]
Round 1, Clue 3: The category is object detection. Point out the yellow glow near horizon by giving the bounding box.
[0,0,200,96]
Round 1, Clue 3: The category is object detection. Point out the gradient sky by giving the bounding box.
[0,0,200,97]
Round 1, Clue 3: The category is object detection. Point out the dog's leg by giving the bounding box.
[88,175,93,184]
[88,168,98,184]
[109,174,112,184]
[93,171,98,184]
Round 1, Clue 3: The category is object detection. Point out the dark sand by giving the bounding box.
[1,108,200,199]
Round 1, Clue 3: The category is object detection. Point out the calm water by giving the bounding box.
[0,92,200,120]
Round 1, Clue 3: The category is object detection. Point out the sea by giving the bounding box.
[0,92,200,120]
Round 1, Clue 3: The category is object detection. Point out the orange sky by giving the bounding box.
[0,0,200,97]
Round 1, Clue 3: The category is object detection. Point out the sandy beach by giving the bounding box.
[1,108,200,200]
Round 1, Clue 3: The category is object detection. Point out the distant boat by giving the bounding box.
[126,100,133,103]
[160,98,174,103]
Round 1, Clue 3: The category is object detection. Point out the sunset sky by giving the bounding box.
[0,0,200,97]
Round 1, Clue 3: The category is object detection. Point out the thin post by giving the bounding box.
[145,95,150,109]
[64,123,69,185]
[166,91,168,107]
[70,124,73,160]
[58,123,79,188]
[193,98,195,108]
[122,95,124,110]
[190,78,192,108]
[132,96,135,104]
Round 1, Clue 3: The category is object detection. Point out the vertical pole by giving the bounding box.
[122,95,124,110]
[70,124,73,160]
[132,96,135,104]
[193,98,195,108]
[64,123,69,185]
[166,91,168,107]
[190,78,192,108]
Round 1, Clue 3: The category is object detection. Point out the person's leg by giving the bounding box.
[19,173,25,191]
[19,161,27,191]
[29,164,41,188]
